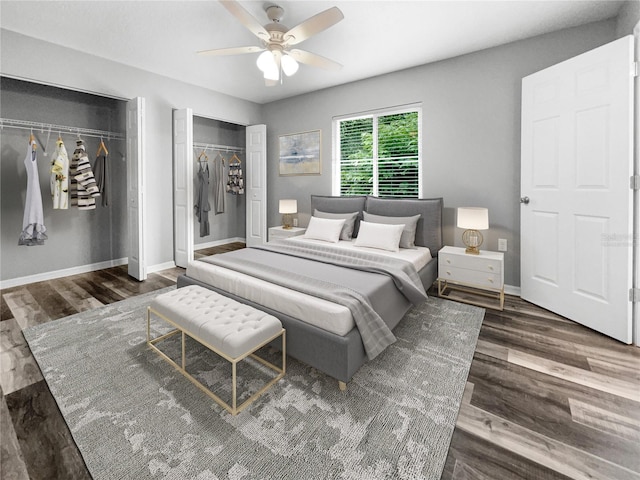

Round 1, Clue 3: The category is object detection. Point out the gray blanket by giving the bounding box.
[200,241,427,360]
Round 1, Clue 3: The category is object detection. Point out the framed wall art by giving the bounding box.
[279,129,321,176]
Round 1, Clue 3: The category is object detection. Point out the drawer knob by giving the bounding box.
[488,278,494,283]
[488,265,494,271]
[446,259,451,264]
[446,271,451,276]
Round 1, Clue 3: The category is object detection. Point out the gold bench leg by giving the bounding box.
[147,306,286,416]
[338,381,347,391]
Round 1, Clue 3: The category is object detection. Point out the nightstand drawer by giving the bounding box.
[439,252,501,274]
[439,266,501,290]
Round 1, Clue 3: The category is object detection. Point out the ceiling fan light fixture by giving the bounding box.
[263,62,280,81]
[281,54,299,76]
[256,50,276,72]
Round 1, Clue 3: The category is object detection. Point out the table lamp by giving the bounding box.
[279,199,297,229]
[457,207,489,255]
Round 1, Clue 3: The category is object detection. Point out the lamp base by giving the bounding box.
[462,229,483,255]
[282,213,293,229]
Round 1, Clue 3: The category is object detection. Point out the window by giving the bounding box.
[334,105,421,197]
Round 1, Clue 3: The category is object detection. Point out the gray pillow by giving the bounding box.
[314,209,359,240]
[363,212,421,249]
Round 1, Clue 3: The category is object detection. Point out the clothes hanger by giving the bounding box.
[29,129,37,150]
[197,149,209,163]
[96,137,109,157]
[230,153,241,164]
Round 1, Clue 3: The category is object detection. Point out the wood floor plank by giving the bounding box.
[49,278,104,313]
[3,289,51,330]
[1,293,15,322]
[474,339,509,361]
[468,352,640,472]
[1,320,43,395]
[507,349,640,402]
[26,282,78,319]
[568,398,640,443]
[456,402,640,480]
[481,313,592,370]
[444,428,573,480]
[70,275,125,305]
[586,356,640,383]
[0,394,29,480]
[5,380,91,480]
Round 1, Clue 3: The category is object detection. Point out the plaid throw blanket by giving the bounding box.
[201,241,427,360]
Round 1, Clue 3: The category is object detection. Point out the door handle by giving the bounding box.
[520,196,530,205]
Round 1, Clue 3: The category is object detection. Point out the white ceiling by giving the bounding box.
[1,1,625,104]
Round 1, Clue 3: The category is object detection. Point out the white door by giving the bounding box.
[521,36,634,343]
[126,97,146,281]
[173,108,194,268]
[245,124,267,246]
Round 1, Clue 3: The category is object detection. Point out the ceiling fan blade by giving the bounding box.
[197,46,264,56]
[289,49,342,71]
[284,7,344,46]
[220,0,269,40]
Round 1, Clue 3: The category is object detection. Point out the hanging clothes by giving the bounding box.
[19,140,48,246]
[69,139,100,210]
[50,137,69,209]
[194,161,211,237]
[226,154,244,195]
[212,153,225,214]
[94,153,109,207]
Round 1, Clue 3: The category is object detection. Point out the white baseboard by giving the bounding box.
[194,237,246,250]
[0,257,128,289]
[146,261,176,274]
[504,284,521,296]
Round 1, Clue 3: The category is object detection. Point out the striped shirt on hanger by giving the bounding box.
[69,140,100,210]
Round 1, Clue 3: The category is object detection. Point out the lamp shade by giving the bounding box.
[457,207,489,230]
[279,199,297,214]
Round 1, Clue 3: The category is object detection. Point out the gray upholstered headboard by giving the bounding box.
[310,195,444,254]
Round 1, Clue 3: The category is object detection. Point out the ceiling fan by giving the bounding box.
[198,1,344,86]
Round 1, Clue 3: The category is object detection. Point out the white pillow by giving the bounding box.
[353,221,405,252]
[303,216,346,243]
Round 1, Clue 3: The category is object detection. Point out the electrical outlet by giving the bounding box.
[498,238,507,252]
[293,218,298,227]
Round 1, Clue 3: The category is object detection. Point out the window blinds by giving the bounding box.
[338,110,419,197]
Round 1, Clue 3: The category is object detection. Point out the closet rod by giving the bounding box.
[193,141,244,153]
[0,117,126,141]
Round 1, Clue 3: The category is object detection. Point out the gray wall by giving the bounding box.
[1,29,262,277]
[616,0,640,37]
[262,19,617,288]
[192,116,246,245]
[1,77,127,281]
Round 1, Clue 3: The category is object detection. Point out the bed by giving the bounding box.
[177,195,443,388]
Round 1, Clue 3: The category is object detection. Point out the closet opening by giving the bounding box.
[0,77,131,287]
[173,110,247,268]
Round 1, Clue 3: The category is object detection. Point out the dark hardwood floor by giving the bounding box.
[1,242,639,479]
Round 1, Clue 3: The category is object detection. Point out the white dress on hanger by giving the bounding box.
[19,140,48,246]
[50,138,69,209]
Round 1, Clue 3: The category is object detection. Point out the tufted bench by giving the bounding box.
[146,285,286,415]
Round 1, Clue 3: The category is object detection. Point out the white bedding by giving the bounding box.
[186,239,432,336]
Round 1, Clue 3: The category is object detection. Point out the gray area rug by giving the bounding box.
[24,287,484,480]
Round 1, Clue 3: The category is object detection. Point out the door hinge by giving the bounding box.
[634,62,639,77]
[631,175,640,190]
[630,288,640,303]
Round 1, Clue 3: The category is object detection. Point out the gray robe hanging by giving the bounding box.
[194,162,211,237]
[212,153,225,214]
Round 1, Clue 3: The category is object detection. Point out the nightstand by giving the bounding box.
[437,246,504,310]
[268,226,306,241]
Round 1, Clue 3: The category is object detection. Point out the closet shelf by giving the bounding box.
[0,117,125,141]
[193,141,244,153]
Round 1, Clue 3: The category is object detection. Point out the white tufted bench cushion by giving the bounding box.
[147,285,286,415]
[150,285,282,359]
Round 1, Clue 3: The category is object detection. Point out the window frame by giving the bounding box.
[332,103,423,198]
